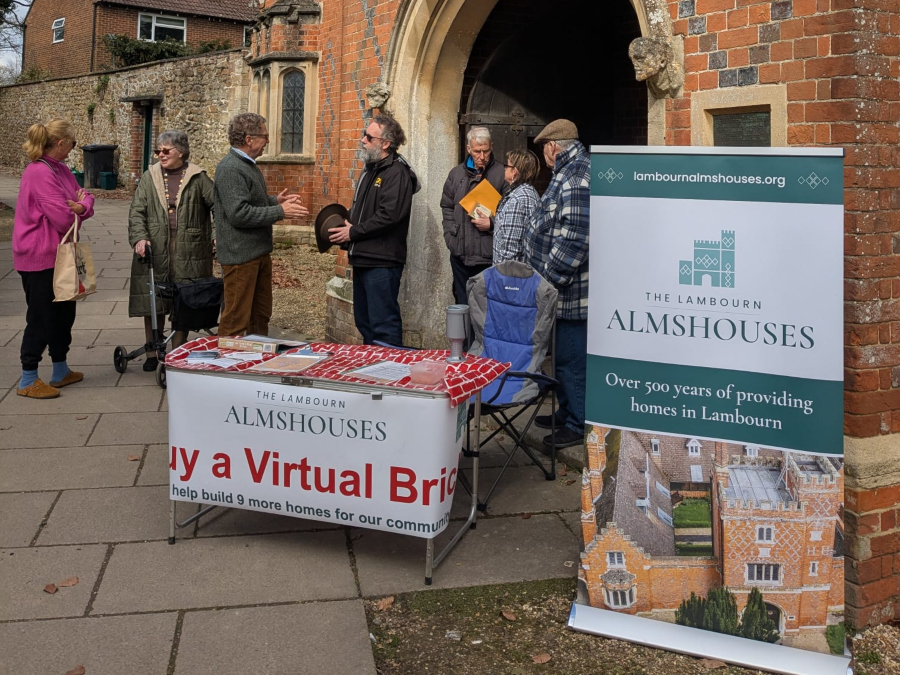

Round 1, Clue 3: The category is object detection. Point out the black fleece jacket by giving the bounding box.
[347,151,419,268]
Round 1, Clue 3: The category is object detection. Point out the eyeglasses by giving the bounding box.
[154,147,174,156]
[247,134,269,141]
[503,164,515,169]
[362,132,384,143]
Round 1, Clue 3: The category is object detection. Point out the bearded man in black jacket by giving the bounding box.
[328,114,419,345]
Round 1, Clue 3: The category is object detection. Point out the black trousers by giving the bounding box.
[19,268,76,371]
[449,255,490,306]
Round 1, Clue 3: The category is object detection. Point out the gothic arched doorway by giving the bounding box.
[460,0,647,192]
[384,0,666,346]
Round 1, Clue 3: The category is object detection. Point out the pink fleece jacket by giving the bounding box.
[13,155,95,272]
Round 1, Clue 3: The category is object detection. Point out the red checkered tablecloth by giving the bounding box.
[165,338,509,407]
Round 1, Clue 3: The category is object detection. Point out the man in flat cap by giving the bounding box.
[328,114,419,345]
[525,119,591,449]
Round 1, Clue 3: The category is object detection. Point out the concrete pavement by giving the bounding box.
[0,174,582,675]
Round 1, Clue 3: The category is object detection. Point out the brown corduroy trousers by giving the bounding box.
[218,254,273,337]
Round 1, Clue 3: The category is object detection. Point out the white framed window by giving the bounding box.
[810,561,818,576]
[747,563,781,584]
[139,13,187,43]
[607,551,625,568]
[52,18,65,43]
[757,526,773,543]
[604,587,636,609]
[690,465,703,482]
[656,481,670,498]
[744,445,759,457]
[687,438,701,456]
[658,508,673,527]
[635,497,649,510]
[651,438,660,454]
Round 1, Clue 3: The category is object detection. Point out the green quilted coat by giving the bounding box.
[127,162,215,317]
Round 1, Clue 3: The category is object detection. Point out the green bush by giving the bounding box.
[102,34,190,68]
[17,66,50,82]
[101,34,233,68]
[825,624,845,655]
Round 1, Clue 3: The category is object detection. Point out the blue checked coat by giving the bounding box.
[524,141,590,320]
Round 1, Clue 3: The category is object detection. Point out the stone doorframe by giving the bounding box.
[380,0,674,346]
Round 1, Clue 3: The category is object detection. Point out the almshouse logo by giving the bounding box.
[679,230,736,289]
[600,168,624,183]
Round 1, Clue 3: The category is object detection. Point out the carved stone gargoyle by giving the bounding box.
[628,37,684,99]
[366,82,391,110]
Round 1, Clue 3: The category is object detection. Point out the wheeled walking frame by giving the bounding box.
[112,243,222,388]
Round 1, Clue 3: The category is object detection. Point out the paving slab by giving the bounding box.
[70,329,101,346]
[97,268,133,278]
[137,444,169,485]
[175,600,376,675]
[0,445,143,491]
[94,276,129,290]
[0,544,107,620]
[450,465,581,518]
[194,504,342,538]
[0,613,177,675]
[0,413,97,449]
[89,411,167,445]
[38,486,198,545]
[70,300,117,315]
[0,491,57,546]
[0,301,26,316]
[116,366,164,386]
[0,384,162,415]
[92,328,148,346]
[91,531,357,614]
[0,365,122,389]
[0,316,25,330]
[72,312,142,328]
[353,514,579,596]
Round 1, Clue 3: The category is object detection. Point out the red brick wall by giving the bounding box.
[22,0,95,77]
[93,6,249,71]
[665,0,900,629]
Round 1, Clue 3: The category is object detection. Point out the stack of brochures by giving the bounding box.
[218,334,308,354]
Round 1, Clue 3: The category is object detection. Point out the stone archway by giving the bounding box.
[382,0,674,346]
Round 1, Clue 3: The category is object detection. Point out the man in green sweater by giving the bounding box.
[214,113,308,337]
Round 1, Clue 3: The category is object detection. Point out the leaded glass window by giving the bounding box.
[281,70,305,154]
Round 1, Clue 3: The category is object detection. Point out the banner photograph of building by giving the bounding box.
[580,426,844,652]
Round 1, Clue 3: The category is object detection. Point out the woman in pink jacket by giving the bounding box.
[13,119,94,399]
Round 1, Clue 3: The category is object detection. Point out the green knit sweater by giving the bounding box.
[213,150,284,266]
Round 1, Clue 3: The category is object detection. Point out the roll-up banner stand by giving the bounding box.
[570,146,851,675]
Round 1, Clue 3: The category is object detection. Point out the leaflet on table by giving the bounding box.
[218,334,308,354]
[342,360,411,383]
[245,353,329,374]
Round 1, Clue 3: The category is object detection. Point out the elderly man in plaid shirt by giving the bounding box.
[524,119,591,449]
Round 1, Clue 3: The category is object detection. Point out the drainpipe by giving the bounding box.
[90,2,98,72]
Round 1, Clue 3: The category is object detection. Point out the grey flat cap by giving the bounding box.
[534,119,579,143]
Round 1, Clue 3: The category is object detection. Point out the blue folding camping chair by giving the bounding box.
[461,260,559,511]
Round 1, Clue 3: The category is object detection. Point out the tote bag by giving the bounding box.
[53,216,96,302]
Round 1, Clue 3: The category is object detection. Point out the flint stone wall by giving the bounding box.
[0,50,250,186]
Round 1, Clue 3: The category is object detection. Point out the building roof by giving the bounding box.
[98,0,259,23]
[724,465,792,506]
[595,431,675,557]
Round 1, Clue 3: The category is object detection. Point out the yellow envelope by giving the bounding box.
[459,179,502,218]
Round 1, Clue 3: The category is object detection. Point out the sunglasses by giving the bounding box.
[154,147,174,156]
[362,132,383,143]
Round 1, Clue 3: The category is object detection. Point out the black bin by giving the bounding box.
[81,144,118,189]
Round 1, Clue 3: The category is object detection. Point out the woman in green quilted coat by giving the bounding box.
[128,130,215,371]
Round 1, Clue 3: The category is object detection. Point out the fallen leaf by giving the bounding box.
[65,667,86,675]
[558,463,568,476]
[76,416,87,421]
[374,596,394,611]
[521,513,532,520]
[43,584,58,594]
[565,479,576,486]
[0,426,10,431]
[127,455,141,462]
[58,577,79,588]
[563,560,575,568]
[501,610,517,621]
[699,659,727,670]
[531,652,552,664]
